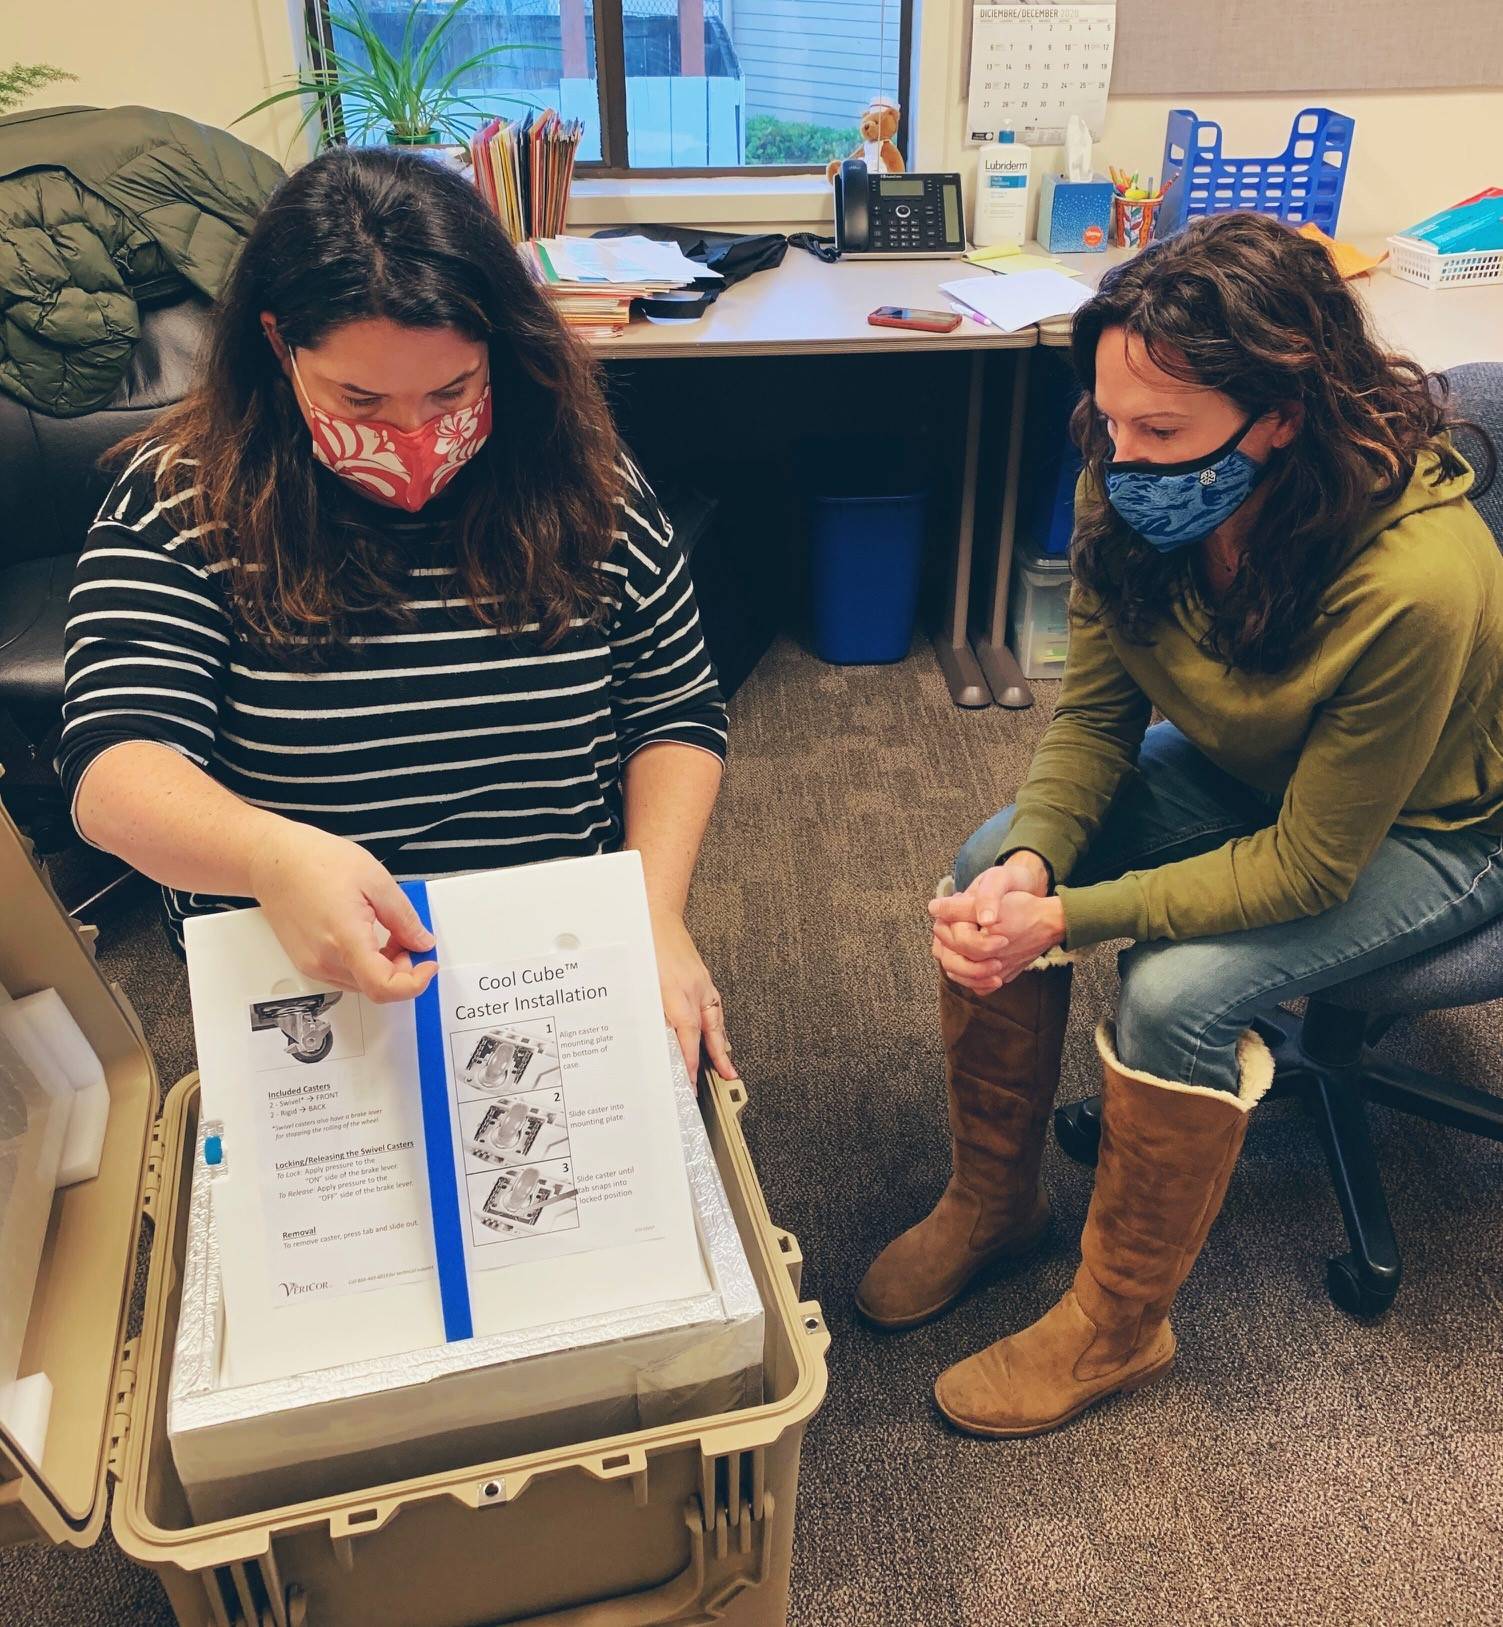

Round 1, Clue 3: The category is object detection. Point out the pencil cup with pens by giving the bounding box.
[1109,168,1168,248]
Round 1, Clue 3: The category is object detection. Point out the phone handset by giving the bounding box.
[834,158,872,254]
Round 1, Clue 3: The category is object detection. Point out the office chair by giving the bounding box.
[0,295,212,914]
[1054,361,1503,1319]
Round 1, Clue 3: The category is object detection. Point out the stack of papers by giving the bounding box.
[521,235,719,336]
[471,110,584,243]
[940,270,1092,332]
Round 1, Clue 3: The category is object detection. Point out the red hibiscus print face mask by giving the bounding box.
[290,350,493,512]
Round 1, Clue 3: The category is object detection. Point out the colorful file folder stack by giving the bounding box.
[470,109,584,244]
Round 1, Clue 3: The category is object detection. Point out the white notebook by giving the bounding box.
[185,851,710,1389]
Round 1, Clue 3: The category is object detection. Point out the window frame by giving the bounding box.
[307,0,914,180]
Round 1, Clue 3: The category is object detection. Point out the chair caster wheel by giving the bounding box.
[1053,1098,1102,1167]
[292,1025,335,1065]
[1326,1254,1397,1319]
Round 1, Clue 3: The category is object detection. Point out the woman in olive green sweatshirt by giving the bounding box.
[857,212,1503,1438]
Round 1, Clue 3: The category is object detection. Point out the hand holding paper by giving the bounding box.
[650,909,736,1081]
[248,822,437,1003]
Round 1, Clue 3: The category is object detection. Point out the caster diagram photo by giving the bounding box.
[248,992,361,1071]
[456,1022,560,1096]
[468,1158,580,1242]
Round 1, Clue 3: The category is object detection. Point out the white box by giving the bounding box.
[168,1036,764,1521]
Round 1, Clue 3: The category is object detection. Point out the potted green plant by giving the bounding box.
[1,62,77,115]
[241,0,532,153]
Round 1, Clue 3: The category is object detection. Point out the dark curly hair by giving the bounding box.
[116,146,620,656]
[1068,212,1496,673]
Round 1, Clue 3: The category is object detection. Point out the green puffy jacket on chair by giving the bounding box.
[0,103,284,416]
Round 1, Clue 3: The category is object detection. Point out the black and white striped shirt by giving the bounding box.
[58,442,727,945]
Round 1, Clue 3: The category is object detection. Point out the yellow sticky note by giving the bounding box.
[965,243,1023,266]
[965,243,1083,277]
[989,251,1082,278]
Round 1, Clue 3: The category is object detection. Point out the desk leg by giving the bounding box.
[974,348,1035,710]
[931,350,993,709]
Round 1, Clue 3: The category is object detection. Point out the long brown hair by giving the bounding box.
[1069,212,1494,673]
[118,146,620,654]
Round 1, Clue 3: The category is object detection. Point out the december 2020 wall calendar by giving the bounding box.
[967,1,1117,146]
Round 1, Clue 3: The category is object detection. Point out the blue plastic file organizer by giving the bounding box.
[1155,107,1355,239]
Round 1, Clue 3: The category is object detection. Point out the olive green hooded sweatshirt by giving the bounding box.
[998,453,1503,948]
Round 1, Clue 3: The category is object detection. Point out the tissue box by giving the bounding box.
[1038,173,1113,253]
[168,1041,764,1522]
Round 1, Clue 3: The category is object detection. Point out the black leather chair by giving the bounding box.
[0,294,212,906]
[1055,362,1503,1319]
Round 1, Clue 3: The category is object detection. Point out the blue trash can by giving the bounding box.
[1019,350,1082,559]
[801,438,927,665]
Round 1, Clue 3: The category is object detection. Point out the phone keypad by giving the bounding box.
[874,182,953,252]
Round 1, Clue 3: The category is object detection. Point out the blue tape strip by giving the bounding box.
[403,880,473,1342]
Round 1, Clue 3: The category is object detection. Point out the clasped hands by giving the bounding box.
[928,849,1067,996]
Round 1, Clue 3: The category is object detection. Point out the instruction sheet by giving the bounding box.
[186,853,710,1389]
[242,985,431,1307]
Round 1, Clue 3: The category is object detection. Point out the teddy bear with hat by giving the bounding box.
[825,96,904,183]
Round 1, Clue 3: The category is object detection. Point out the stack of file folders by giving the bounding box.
[470,109,584,243]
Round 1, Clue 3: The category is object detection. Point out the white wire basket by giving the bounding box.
[1386,234,1503,289]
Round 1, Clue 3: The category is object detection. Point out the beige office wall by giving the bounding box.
[6,0,310,163]
[912,1,1503,241]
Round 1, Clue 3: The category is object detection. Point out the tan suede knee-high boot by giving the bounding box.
[855,960,1073,1330]
[934,1021,1273,1436]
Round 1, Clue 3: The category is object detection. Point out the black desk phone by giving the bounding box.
[833,160,967,259]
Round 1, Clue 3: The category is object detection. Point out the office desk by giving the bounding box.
[597,247,1028,358]
[593,250,1035,708]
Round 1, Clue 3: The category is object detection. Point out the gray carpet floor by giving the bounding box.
[4,636,1501,1625]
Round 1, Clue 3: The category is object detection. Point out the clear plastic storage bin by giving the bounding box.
[1008,554,1072,680]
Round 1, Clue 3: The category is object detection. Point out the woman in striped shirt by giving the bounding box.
[61,147,734,1079]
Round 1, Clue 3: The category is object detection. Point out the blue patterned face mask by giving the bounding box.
[1104,415,1267,551]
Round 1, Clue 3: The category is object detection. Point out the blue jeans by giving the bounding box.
[955,723,1503,1093]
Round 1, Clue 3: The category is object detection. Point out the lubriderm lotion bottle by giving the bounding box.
[973,123,1032,249]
